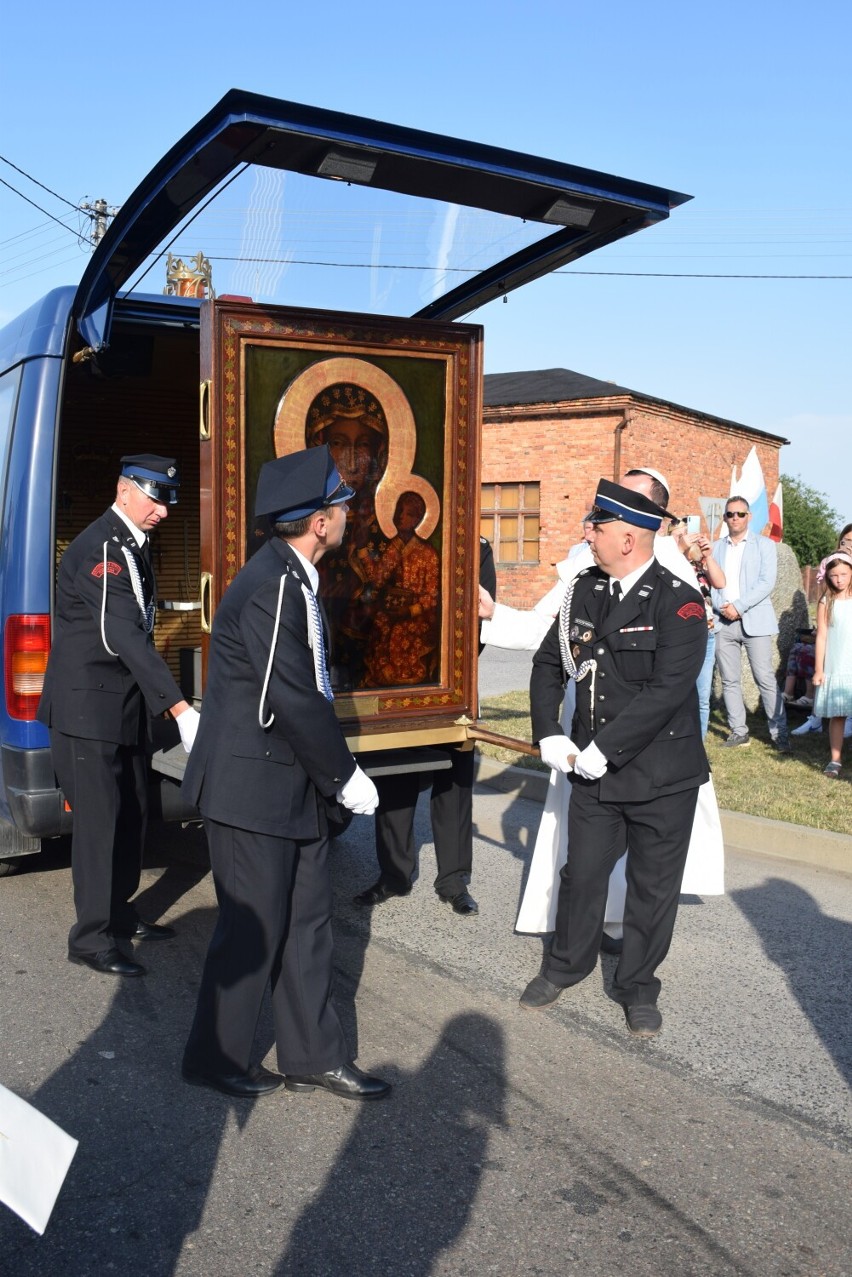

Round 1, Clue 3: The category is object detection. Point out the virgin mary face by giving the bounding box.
[324,417,385,495]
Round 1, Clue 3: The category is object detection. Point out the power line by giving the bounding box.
[186,253,852,280]
[0,153,79,210]
[556,269,848,279]
[0,176,94,245]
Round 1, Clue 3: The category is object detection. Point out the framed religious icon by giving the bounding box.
[199,300,484,745]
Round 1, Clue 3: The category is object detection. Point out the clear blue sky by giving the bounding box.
[1,0,849,525]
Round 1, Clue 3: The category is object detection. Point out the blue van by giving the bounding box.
[0,90,688,870]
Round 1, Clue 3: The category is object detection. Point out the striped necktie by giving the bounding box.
[304,585,334,702]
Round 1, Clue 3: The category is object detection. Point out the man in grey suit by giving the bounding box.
[711,495,789,751]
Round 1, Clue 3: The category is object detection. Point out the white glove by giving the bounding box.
[337,765,379,816]
[573,742,608,780]
[538,735,578,774]
[176,707,200,753]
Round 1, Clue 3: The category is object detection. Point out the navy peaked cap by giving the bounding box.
[120,454,179,504]
[255,444,355,522]
[587,478,667,531]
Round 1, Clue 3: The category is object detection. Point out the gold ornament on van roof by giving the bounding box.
[164,251,213,299]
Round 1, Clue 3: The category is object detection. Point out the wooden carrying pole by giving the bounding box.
[465,725,540,758]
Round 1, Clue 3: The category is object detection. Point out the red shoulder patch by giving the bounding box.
[677,601,705,621]
[91,561,123,578]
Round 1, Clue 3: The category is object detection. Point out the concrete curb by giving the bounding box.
[473,753,851,875]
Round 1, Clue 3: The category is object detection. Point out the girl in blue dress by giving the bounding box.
[813,550,852,778]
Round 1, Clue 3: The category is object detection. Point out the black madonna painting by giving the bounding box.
[202,302,483,734]
[277,365,444,693]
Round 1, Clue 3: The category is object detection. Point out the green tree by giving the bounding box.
[781,473,840,566]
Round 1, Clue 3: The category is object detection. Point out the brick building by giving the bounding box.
[480,368,788,609]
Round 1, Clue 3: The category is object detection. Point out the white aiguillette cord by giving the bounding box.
[99,542,154,656]
[557,573,599,726]
[258,574,333,728]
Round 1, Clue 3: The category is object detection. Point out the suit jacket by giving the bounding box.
[182,537,357,839]
[37,509,183,744]
[710,531,778,636]
[531,562,709,803]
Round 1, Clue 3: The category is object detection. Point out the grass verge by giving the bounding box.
[477,692,852,837]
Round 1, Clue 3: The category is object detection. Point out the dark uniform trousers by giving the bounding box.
[370,537,494,899]
[183,818,348,1079]
[374,746,474,898]
[547,782,699,1006]
[51,731,148,955]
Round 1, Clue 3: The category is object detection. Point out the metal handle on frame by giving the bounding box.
[199,380,211,440]
[200,572,212,633]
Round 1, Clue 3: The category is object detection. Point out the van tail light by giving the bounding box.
[5,615,50,720]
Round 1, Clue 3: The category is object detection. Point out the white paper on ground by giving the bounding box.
[0,1082,78,1234]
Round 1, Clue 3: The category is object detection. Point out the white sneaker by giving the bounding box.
[791,715,822,736]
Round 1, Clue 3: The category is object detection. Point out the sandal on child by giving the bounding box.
[823,762,842,779]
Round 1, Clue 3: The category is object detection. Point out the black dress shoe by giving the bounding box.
[625,1003,662,1037]
[519,974,564,1009]
[68,947,146,977]
[353,878,412,907]
[181,1064,283,1098]
[284,1062,391,1101]
[439,889,479,915]
[599,932,623,955]
[129,919,176,941]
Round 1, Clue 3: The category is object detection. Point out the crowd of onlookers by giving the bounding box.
[782,522,852,777]
[706,505,852,778]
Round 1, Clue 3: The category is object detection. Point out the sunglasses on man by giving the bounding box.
[724,510,748,519]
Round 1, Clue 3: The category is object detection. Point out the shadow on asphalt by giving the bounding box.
[731,877,851,1087]
[274,1011,506,1276]
[2,883,506,1277]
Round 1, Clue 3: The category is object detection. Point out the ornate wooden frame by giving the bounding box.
[200,300,483,742]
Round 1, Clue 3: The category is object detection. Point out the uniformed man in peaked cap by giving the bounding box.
[182,445,390,1101]
[520,478,709,1037]
[38,454,200,977]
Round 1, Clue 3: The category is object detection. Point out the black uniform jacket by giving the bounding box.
[182,537,358,840]
[38,509,183,744]
[531,562,709,803]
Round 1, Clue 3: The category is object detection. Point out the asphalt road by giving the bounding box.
[478,644,535,699]
[1,783,850,1276]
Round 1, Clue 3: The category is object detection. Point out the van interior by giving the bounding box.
[58,309,203,701]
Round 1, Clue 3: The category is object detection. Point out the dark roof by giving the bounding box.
[483,368,633,405]
[483,367,788,444]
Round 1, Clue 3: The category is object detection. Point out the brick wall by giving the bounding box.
[482,395,783,609]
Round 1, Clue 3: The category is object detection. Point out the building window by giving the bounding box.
[481,483,540,563]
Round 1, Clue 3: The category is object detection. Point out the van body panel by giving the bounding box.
[0,287,76,369]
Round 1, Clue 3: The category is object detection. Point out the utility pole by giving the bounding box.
[79,198,119,247]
